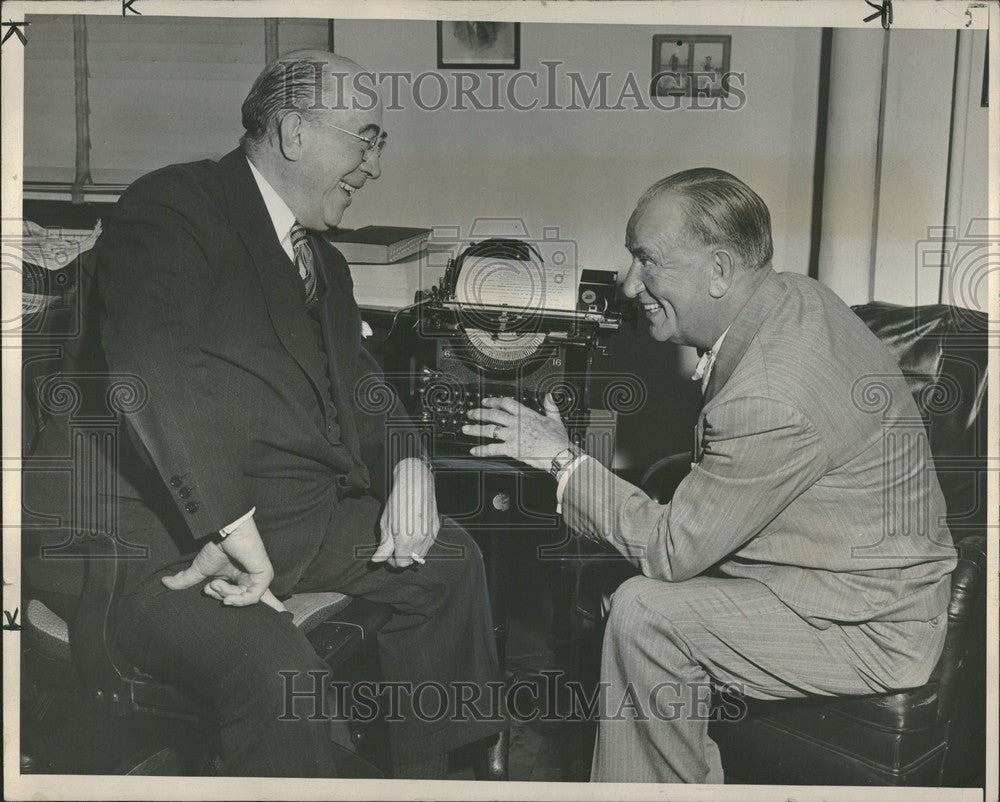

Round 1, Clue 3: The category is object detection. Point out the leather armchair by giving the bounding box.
[641,302,988,786]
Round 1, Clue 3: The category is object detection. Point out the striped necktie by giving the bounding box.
[289,222,318,304]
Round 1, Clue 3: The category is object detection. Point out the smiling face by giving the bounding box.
[243,52,388,232]
[622,193,718,347]
[292,104,385,231]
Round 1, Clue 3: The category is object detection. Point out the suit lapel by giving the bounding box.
[309,236,365,466]
[703,268,787,405]
[219,150,330,405]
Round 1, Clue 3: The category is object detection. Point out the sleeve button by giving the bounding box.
[185,502,199,514]
[179,487,192,499]
[169,476,182,487]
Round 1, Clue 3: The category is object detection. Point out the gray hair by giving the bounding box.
[629,168,774,270]
[240,58,329,152]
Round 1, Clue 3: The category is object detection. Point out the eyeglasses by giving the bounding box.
[313,120,387,160]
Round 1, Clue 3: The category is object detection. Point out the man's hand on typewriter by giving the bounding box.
[372,457,440,568]
[465,394,572,472]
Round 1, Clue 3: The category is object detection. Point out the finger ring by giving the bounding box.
[493,424,502,440]
[410,552,426,565]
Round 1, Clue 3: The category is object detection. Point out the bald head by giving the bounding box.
[241,50,377,153]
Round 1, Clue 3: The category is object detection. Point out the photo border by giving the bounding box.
[2,2,996,801]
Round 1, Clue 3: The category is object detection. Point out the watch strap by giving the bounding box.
[551,445,583,477]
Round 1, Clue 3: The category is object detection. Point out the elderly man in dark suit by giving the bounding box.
[466,169,956,783]
[25,50,505,778]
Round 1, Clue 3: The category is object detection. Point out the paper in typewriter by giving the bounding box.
[454,257,578,313]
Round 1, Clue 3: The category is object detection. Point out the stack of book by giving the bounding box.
[327,225,431,264]
[346,255,447,309]
[327,225,445,308]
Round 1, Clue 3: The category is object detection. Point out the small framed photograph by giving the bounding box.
[437,21,520,70]
[651,34,732,98]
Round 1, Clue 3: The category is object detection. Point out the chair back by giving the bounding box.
[851,302,988,726]
[851,303,988,542]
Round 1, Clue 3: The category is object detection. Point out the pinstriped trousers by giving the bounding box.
[591,574,946,783]
[115,501,506,777]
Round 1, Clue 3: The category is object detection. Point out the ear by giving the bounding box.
[277,112,305,161]
[708,249,736,298]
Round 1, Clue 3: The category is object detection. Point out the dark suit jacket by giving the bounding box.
[23,148,419,597]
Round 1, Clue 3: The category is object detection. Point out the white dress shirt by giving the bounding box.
[247,157,297,261]
[691,326,730,393]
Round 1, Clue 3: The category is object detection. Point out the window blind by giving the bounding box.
[24,15,328,200]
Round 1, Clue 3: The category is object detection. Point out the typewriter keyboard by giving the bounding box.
[417,374,549,440]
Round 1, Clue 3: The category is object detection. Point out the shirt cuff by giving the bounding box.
[220,507,256,537]
[555,455,589,514]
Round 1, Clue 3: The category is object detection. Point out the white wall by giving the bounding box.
[336,21,822,285]
[873,30,956,306]
[870,27,993,312]
[825,28,989,312]
[956,31,991,250]
[942,29,991,313]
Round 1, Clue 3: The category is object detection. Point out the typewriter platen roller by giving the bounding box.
[417,237,624,451]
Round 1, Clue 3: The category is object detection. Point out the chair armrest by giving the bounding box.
[641,452,692,504]
[307,598,393,672]
[950,534,987,620]
[933,533,987,721]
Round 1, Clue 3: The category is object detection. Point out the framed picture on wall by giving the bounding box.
[651,34,732,98]
[437,21,520,69]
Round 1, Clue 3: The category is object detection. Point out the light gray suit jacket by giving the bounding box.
[563,268,957,628]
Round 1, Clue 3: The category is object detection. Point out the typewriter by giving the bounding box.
[414,235,625,456]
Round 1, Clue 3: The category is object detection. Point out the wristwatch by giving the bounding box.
[550,445,584,478]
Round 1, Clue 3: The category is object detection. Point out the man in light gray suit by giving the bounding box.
[465,168,957,782]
